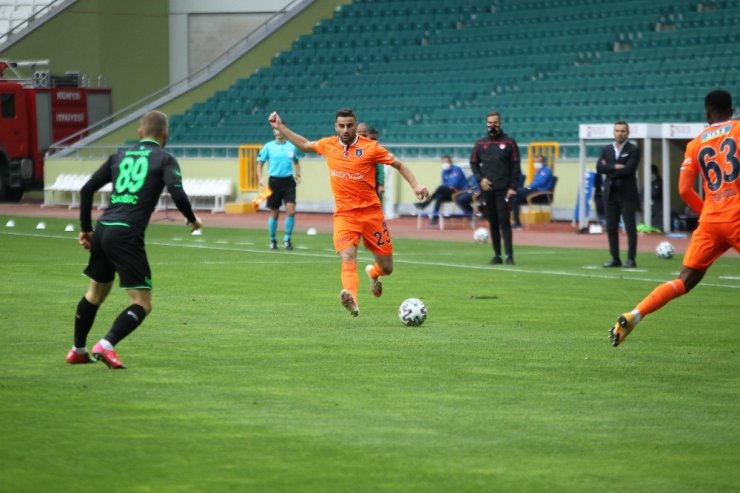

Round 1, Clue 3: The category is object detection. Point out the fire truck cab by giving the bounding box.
[0,60,111,201]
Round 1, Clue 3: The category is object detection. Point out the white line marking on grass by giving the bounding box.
[582,265,647,272]
[719,276,740,280]
[5,231,738,289]
[200,259,331,265]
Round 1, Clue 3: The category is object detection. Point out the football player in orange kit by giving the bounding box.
[610,89,740,347]
[268,108,430,317]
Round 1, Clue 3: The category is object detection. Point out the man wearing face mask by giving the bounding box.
[470,111,521,264]
[414,155,469,226]
[511,154,555,229]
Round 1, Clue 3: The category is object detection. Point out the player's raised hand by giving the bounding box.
[268,112,282,128]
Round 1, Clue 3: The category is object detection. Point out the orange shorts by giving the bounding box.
[333,205,393,256]
[682,220,740,272]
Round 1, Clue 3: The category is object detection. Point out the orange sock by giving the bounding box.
[341,260,359,302]
[369,263,383,279]
[635,279,686,319]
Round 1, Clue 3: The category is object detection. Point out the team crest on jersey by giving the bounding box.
[701,124,731,143]
[355,149,363,157]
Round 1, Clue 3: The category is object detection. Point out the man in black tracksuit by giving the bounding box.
[470,111,521,265]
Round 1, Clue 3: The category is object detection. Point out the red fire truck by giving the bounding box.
[0,60,112,201]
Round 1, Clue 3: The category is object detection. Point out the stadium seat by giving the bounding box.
[167,0,740,148]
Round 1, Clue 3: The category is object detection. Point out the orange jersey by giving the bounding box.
[312,135,396,213]
[681,120,740,223]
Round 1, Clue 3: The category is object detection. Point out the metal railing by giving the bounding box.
[0,0,69,47]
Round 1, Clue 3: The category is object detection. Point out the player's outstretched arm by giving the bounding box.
[268,112,315,154]
[391,158,430,200]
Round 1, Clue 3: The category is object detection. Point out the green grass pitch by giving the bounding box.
[1,216,739,492]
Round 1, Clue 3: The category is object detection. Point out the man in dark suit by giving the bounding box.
[597,121,640,268]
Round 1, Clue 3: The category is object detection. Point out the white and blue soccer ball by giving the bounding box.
[655,241,675,259]
[398,298,427,327]
[473,227,489,244]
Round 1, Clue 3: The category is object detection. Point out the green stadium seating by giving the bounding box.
[168,0,740,148]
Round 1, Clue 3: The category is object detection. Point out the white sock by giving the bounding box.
[73,346,87,355]
[630,309,642,324]
[99,339,114,351]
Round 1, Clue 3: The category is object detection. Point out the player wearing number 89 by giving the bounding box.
[66,111,202,368]
[609,90,740,347]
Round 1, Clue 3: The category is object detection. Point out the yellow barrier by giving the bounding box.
[525,142,559,183]
[237,144,262,193]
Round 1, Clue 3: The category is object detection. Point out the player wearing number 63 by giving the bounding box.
[66,111,202,369]
[609,90,740,347]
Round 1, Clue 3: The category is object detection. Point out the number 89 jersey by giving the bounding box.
[682,120,740,223]
[97,139,185,231]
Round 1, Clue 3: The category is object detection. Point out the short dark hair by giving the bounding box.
[705,89,733,115]
[336,108,356,120]
[140,110,168,139]
[487,111,501,119]
[614,120,629,130]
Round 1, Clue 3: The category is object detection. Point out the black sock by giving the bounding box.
[74,297,100,348]
[104,304,147,346]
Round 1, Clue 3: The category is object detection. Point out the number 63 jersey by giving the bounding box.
[81,139,195,233]
[681,120,740,224]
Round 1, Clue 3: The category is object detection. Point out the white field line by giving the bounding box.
[3,230,739,289]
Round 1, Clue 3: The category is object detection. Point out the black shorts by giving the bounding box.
[267,176,297,210]
[83,223,152,290]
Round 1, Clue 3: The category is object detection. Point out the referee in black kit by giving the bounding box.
[470,111,521,265]
[65,110,202,369]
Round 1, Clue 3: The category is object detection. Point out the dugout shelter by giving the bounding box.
[577,122,705,233]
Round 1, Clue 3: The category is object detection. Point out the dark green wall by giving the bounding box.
[0,0,169,112]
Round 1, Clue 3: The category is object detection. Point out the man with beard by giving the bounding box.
[268,108,429,317]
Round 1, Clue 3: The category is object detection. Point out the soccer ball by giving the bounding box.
[398,298,427,327]
[655,241,675,259]
[473,227,489,244]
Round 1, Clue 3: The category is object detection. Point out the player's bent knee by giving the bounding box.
[136,301,152,315]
